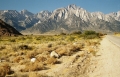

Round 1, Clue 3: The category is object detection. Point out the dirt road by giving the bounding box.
[89,35,120,77]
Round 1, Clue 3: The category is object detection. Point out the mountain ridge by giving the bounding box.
[0,19,22,36]
[0,4,120,34]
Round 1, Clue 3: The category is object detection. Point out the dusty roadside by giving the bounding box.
[88,36,120,77]
[36,50,91,77]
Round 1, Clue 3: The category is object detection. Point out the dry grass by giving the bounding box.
[0,45,6,50]
[83,39,101,56]
[56,46,68,56]
[13,56,24,63]
[29,72,49,77]
[79,51,85,57]
[69,45,81,52]
[26,51,38,59]
[28,72,39,77]
[36,56,47,63]
[0,63,13,77]
[55,44,82,56]
[88,47,96,56]
[12,72,49,77]
[45,57,57,65]
[21,61,44,72]
[0,33,102,75]
[85,39,100,46]
[114,32,120,37]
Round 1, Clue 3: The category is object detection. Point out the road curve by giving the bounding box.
[106,35,120,47]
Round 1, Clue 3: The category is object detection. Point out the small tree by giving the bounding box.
[83,30,96,35]
[83,30,99,39]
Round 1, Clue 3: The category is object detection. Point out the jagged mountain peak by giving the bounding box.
[50,4,90,21]
[40,10,51,13]
[107,11,120,21]
[2,10,20,16]
[92,11,104,14]
[35,10,52,21]
[20,9,34,17]
[38,10,52,17]
[0,10,24,20]
[67,4,78,9]
[3,10,18,12]
[91,12,105,17]
[21,9,29,12]
[117,11,120,16]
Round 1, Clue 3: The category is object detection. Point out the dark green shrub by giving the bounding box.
[60,32,66,35]
[9,39,16,42]
[67,36,75,42]
[83,30,96,35]
[83,30,99,39]
[18,45,33,50]
[0,45,6,50]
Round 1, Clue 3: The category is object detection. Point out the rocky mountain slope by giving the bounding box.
[0,10,39,31]
[0,19,22,36]
[0,4,120,34]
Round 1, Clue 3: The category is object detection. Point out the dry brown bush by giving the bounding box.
[91,42,98,46]
[26,51,38,59]
[13,56,24,63]
[0,63,13,77]
[42,51,50,56]
[88,47,96,56]
[45,57,57,65]
[65,45,81,56]
[55,44,81,56]
[21,61,44,72]
[69,45,81,52]
[37,46,52,55]
[85,40,99,46]
[79,51,85,57]
[19,59,29,65]
[36,56,47,63]
[47,43,52,48]
[56,46,69,56]
[0,45,6,50]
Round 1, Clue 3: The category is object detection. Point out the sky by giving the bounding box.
[0,0,120,14]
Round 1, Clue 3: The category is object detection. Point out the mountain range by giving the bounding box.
[0,4,120,34]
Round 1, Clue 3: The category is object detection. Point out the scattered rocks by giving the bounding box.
[50,51,60,58]
[30,58,36,63]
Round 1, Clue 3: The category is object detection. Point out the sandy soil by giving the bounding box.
[37,50,91,77]
[88,36,120,77]
[11,48,92,77]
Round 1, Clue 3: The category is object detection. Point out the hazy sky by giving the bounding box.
[0,0,120,14]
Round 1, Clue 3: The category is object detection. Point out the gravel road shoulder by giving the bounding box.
[88,36,120,77]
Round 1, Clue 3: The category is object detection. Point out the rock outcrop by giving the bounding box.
[0,19,22,36]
